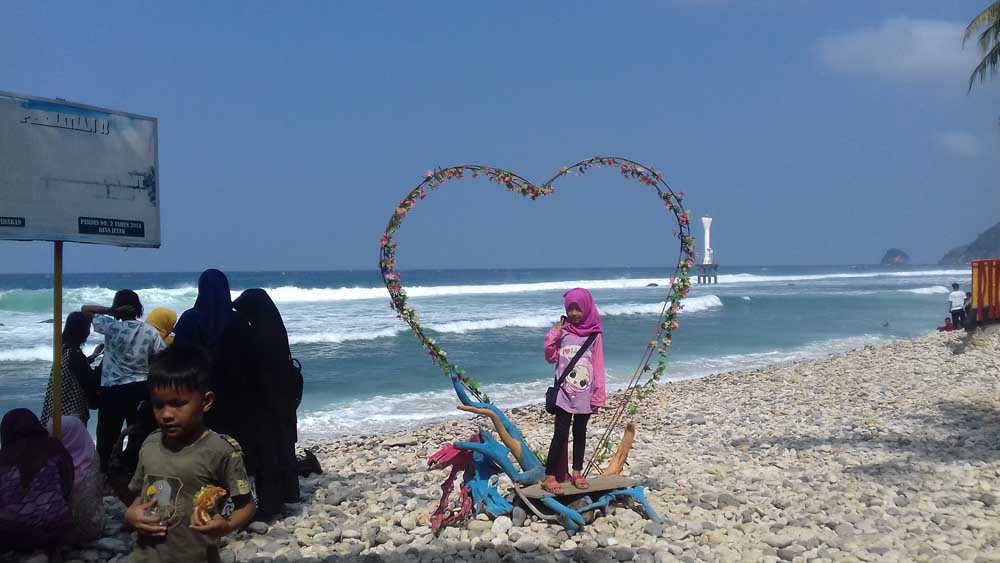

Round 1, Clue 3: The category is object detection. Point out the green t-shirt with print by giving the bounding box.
[128,430,252,563]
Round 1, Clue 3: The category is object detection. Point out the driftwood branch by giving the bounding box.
[602,423,636,476]
[457,405,523,462]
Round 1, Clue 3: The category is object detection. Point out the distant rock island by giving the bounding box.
[939,220,1000,265]
[880,248,910,266]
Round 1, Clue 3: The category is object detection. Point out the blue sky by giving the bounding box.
[1,1,997,273]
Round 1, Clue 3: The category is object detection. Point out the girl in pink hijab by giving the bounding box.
[542,288,606,494]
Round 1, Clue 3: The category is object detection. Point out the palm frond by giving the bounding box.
[968,41,1000,91]
[965,1,1000,43]
[979,21,1000,53]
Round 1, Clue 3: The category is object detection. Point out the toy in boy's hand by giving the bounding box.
[192,486,227,526]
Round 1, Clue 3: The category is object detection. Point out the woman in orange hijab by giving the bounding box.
[145,308,177,346]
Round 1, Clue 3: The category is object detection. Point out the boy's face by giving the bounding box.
[150,385,214,446]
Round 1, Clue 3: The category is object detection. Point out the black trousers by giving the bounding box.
[546,407,591,476]
[951,309,967,329]
[96,381,148,472]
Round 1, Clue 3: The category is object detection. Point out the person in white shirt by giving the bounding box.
[81,290,166,472]
[947,283,967,329]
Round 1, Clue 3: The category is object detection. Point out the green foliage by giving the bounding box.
[939,220,1000,264]
[966,2,1000,91]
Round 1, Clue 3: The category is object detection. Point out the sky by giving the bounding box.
[1,1,997,273]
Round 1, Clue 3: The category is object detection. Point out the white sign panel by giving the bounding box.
[0,91,159,247]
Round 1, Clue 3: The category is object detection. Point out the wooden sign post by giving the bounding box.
[52,242,64,437]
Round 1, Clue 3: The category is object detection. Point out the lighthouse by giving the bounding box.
[701,217,714,265]
[697,216,719,284]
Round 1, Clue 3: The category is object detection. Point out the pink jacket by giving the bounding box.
[544,326,606,409]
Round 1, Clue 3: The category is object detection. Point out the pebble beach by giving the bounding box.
[8,328,1000,563]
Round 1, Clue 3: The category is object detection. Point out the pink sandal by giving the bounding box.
[569,474,590,490]
[541,476,564,495]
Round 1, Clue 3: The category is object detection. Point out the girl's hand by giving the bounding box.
[190,513,232,538]
[126,499,166,537]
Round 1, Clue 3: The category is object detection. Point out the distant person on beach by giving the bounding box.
[964,291,976,329]
[46,416,105,543]
[82,290,166,472]
[0,409,74,551]
[234,288,303,520]
[541,288,606,494]
[146,308,178,346]
[948,283,967,329]
[938,318,954,332]
[125,345,255,563]
[40,312,103,426]
[173,270,252,455]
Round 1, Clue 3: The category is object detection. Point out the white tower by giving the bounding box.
[701,217,714,265]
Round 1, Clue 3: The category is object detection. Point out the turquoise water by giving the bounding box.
[0,266,970,437]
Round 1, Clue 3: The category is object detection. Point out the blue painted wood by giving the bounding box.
[465,438,513,517]
[451,376,546,484]
[539,496,586,534]
[572,487,662,525]
[448,374,661,533]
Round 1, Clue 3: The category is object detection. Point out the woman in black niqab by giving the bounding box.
[173,269,252,458]
[173,269,237,350]
[234,288,302,521]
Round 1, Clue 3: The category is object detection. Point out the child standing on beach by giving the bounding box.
[542,288,606,494]
[125,345,255,563]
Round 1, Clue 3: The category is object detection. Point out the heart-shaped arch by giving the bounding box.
[379,156,697,469]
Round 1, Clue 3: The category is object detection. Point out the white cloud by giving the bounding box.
[937,131,983,159]
[815,17,977,80]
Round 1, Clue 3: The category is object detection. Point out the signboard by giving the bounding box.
[0,91,159,247]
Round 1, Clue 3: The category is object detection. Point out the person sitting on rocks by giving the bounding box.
[937,318,954,332]
[0,409,74,551]
[47,415,106,544]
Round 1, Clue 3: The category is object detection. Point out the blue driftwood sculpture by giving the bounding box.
[427,375,661,534]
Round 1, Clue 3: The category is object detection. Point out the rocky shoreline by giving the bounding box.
[7,329,1000,563]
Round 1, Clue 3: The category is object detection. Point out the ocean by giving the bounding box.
[0,266,970,438]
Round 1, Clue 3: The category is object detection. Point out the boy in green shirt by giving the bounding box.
[126,345,256,563]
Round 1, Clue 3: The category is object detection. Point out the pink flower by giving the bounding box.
[424,170,433,179]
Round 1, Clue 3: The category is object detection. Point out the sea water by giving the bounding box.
[0,266,970,437]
